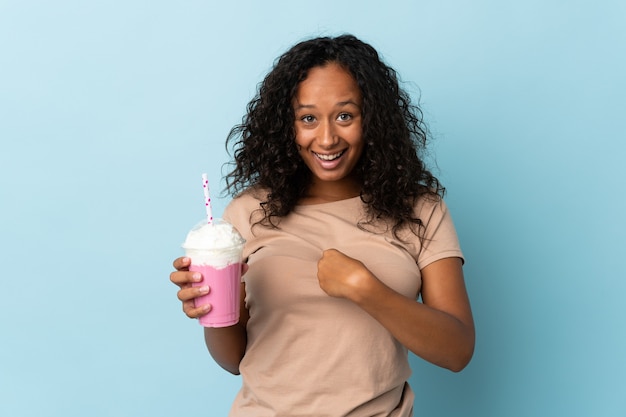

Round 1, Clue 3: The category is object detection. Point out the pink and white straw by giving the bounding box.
[202,173,213,225]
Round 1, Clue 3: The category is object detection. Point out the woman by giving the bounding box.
[171,34,474,416]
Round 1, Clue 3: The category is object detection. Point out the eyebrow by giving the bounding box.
[294,100,361,111]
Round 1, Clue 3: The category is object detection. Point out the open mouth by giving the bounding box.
[313,150,346,161]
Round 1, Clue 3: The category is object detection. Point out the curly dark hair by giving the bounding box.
[224,34,444,238]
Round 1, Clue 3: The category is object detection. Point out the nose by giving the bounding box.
[318,121,338,149]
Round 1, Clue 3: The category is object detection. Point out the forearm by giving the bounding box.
[354,281,474,371]
[319,252,474,371]
[204,324,247,375]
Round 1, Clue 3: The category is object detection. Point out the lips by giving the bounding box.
[313,150,345,161]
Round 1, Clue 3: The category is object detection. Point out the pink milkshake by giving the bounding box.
[183,219,245,327]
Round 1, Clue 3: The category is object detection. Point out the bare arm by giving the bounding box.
[317,250,474,372]
[171,257,249,375]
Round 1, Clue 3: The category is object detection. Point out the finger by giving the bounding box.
[173,257,191,271]
[241,263,249,276]
[170,270,203,287]
[182,299,212,319]
[177,285,210,302]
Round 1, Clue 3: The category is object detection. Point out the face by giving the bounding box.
[293,63,364,191]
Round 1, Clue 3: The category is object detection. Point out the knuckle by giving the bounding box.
[177,288,193,302]
[170,271,192,287]
[182,303,197,318]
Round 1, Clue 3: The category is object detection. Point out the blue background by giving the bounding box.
[1,1,625,416]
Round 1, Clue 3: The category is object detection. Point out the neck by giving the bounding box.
[299,177,361,205]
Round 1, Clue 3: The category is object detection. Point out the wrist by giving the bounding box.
[349,269,381,305]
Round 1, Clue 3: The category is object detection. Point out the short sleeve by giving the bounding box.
[415,198,464,270]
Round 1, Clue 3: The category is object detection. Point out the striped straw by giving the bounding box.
[202,173,213,225]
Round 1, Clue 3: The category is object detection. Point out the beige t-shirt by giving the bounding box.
[223,191,464,417]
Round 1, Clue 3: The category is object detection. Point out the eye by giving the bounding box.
[337,113,352,122]
[300,115,316,124]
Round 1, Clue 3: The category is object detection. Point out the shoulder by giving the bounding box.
[413,193,449,225]
[414,194,464,268]
[228,187,267,208]
[389,193,463,267]
[223,187,268,233]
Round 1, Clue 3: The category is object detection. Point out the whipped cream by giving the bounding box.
[182,220,245,267]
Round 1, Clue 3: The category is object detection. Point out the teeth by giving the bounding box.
[315,151,344,161]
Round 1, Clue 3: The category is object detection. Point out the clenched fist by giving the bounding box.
[317,248,377,301]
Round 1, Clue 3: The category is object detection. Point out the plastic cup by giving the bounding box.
[182,219,245,327]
